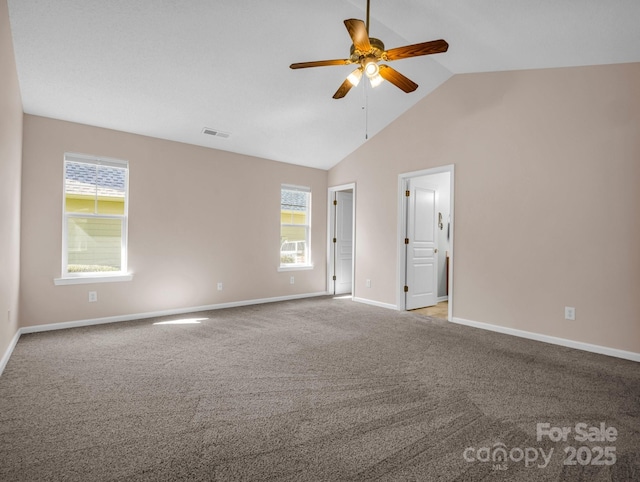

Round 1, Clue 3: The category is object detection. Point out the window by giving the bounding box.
[61,153,129,278]
[280,185,311,268]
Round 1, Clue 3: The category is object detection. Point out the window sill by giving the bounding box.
[54,274,134,286]
[277,265,314,272]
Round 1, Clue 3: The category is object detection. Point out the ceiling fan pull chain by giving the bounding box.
[363,81,369,140]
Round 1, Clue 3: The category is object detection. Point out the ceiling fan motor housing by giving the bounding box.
[350,37,386,62]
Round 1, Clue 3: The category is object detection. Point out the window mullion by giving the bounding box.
[93,164,98,214]
[66,213,124,220]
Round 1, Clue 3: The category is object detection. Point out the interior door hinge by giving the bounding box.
[404,238,409,245]
[332,275,337,281]
[405,190,410,197]
[333,238,337,243]
[404,285,409,293]
[333,199,337,205]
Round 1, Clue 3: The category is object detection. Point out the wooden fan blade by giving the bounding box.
[344,19,371,52]
[333,78,354,99]
[385,39,449,61]
[378,65,418,93]
[290,59,352,69]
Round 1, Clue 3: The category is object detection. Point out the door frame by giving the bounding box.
[397,166,455,319]
[327,183,356,296]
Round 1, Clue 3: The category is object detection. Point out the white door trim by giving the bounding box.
[327,183,356,296]
[397,166,454,320]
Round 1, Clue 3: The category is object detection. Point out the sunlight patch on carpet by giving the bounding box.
[153,318,207,325]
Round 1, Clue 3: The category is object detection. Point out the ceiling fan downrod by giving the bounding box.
[366,0,370,34]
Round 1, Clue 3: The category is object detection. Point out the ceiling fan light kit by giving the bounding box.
[290,0,448,99]
[364,58,379,77]
[368,72,384,88]
[347,68,363,87]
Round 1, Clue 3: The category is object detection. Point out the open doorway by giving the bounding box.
[328,183,355,296]
[397,166,454,320]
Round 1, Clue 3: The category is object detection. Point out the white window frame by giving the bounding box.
[54,153,132,285]
[279,184,313,270]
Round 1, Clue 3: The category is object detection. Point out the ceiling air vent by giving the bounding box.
[202,127,230,139]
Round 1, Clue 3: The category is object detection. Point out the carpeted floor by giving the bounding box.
[1,296,638,481]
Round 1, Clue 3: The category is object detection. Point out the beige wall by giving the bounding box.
[0,0,23,357]
[20,115,327,327]
[329,63,640,353]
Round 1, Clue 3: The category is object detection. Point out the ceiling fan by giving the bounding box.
[290,0,449,99]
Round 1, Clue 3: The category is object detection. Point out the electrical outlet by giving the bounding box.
[366,279,371,288]
[88,291,98,303]
[564,306,575,320]
[217,282,223,291]
[290,276,295,284]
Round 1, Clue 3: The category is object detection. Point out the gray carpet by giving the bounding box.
[1,296,638,481]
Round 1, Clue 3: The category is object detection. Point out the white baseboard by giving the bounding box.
[451,317,640,363]
[21,291,331,335]
[352,297,398,311]
[437,296,449,303]
[1,291,329,376]
[0,329,22,377]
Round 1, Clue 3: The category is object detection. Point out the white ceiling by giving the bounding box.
[7,0,640,170]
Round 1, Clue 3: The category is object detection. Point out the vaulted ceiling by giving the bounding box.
[7,0,640,169]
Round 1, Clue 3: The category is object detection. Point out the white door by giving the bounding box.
[333,191,353,294]
[405,178,438,310]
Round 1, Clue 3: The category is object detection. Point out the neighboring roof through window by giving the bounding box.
[65,161,126,198]
[281,189,308,211]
